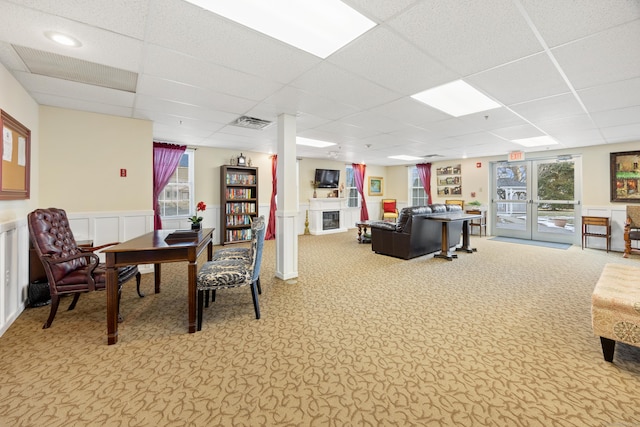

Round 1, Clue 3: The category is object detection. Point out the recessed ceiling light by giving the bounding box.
[512,136,559,147]
[183,0,376,59]
[388,155,424,161]
[296,137,336,148]
[44,31,82,47]
[411,80,501,117]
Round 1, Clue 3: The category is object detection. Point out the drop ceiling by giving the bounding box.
[0,0,638,165]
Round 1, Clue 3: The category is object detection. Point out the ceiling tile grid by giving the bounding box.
[0,0,637,164]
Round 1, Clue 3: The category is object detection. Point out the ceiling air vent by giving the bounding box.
[423,154,444,158]
[231,116,273,130]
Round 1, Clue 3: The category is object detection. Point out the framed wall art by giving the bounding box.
[368,176,383,196]
[610,150,640,202]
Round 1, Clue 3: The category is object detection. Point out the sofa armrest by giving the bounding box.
[369,221,397,231]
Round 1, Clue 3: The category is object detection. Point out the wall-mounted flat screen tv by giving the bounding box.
[314,169,340,188]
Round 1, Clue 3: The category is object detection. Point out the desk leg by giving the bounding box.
[456,220,477,253]
[106,264,119,345]
[154,263,161,293]
[188,260,197,333]
[434,222,456,260]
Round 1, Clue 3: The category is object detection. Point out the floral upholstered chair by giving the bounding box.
[196,216,266,330]
[623,205,640,258]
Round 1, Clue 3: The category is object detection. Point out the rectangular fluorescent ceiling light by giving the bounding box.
[183,0,376,59]
[512,136,559,147]
[411,80,501,117]
[296,137,336,148]
[388,155,424,161]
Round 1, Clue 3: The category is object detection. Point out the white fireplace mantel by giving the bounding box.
[308,197,348,235]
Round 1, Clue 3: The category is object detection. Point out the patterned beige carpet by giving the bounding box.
[1,232,640,426]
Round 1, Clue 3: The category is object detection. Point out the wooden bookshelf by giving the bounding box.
[220,165,258,245]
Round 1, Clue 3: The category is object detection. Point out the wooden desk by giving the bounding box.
[103,228,214,345]
[582,216,610,252]
[428,213,481,260]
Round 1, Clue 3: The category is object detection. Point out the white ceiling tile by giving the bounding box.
[136,75,257,115]
[142,45,283,102]
[591,106,640,129]
[9,0,150,39]
[343,0,420,21]
[314,121,379,140]
[134,94,239,124]
[328,26,455,95]
[341,111,405,134]
[578,77,640,113]
[145,0,320,85]
[291,62,401,110]
[601,123,640,143]
[490,124,543,141]
[467,53,571,106]
[0,2,143,71]
[14,71,135,107]
[0,0,637,164]
[388,0,543,75]
[510,93,586,124]
[552,20,640,90]
[34,92,134,117]
[520,0,640,48]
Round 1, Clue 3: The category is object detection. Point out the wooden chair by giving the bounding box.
[382,199,398,221]
[27,208,142,329]
[623,205,640,258]
[466,209,486,237]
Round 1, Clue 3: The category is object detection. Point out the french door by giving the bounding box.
[491,157,581,244]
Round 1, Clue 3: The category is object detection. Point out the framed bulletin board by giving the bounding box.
[1,110,30,200]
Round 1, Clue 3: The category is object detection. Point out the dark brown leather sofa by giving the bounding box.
[369,204,464,259]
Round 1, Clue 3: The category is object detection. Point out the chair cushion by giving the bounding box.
[211,247,250,261]
[383,201,396,213]
[197,260,251,290]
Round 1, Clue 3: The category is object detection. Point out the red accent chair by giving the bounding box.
[382,199,398,221]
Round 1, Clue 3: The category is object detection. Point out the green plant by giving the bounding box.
[468,200,481,206]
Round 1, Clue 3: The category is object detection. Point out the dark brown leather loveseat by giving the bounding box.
[369,204,464,259]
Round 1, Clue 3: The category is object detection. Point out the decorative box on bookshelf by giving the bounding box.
[220,165,258,245]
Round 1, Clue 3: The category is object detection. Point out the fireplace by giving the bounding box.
[308,198,348,235]
[323,211,340,230]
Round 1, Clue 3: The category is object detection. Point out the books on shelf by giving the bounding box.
[225,173,256,185]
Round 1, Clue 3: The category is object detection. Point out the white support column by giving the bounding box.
[275,114,298,280]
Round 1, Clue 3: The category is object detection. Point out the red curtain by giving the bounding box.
[153,142,186,230]
[416,163,432,204]
[352,163,369,221]
[265,155,277,240]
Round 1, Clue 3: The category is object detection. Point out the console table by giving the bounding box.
[582,216,611,252]
[428,212,482,261]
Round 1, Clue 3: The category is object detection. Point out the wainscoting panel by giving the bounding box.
[0,219,29,337]
[582,205,627,252]
[0,210,154,338]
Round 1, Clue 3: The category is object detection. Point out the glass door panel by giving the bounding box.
[531,159,579,243]
[492,158,581,244]
[493,162,531,239]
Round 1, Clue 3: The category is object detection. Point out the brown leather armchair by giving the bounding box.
[28,208,142,329]
[624,205,640,258]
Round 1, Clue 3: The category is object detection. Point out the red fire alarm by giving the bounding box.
[476,162,482,168]
[120,168,127,177]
